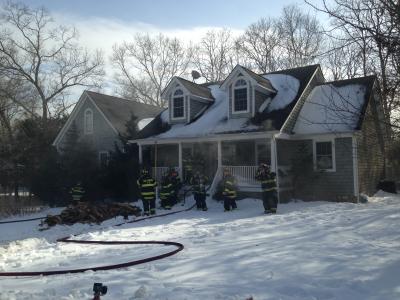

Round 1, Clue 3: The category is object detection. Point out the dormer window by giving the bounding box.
[172,89,185,120]
[233,79,249,113]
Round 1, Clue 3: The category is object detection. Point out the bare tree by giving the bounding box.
[192,29,236,82]
[277,4,324,69]
[112,33,191,107]
[0,1,104,125]
[236,18,282,73]
[305,0,400,138]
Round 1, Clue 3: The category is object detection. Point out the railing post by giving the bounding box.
[138,144,143,165]
[178,142,183,180]
[217,140,222,169]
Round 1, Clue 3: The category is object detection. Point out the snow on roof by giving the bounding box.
[155,85,261,139]
[137,118,154,130]
[294,83,367,134]
[263,74,300,112]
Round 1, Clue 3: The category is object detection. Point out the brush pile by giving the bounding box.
[42,202,142,227]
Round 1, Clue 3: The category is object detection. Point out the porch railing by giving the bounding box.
[222,166,259,186]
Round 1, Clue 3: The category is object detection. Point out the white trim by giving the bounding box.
[138,144,143,164]
[171,88,186,121]
[352,136,359,200]
[313,138,336,172]
[53,91,119,149]
[83,108,93,135]
[178,142,183,179]
[217,140,222,168]
[86,94,119,136]
[252,85,256,117]
[276,132,355,140]
[52,92,88,148]
[231,78,250,114]
[132,131,278,146]
[280,66,320,133]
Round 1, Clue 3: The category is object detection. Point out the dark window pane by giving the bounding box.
[234,88,247,112]
[316,142,333,170]
[173,97,184,118]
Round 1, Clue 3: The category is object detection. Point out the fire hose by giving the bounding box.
[0,188,197,277]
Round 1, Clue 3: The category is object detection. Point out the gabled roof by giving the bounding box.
[177,77,214,100]
[162,77,214,100]
[86,91,163,135]
[220,64,276,93]
[293,75,376,134]
[240,65,277,92]
[135,64,320,141]
[53,91,162,147]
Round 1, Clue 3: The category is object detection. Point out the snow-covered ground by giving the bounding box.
[1,192,400,300]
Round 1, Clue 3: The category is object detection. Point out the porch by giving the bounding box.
[136,133,292,198]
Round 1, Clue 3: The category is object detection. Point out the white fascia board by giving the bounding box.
[277,131,356,141]
[131,131,279,145]
[52,91,88,148]
[86,93,119,136]
[280,66,320,133]
[220,65,258,90]
[162,77,190,99]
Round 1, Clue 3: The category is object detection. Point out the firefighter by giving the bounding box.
[168,167,181,205]
[69,182,85,205]
[183,155,193,184]
[137,169,157,216]
[159,175,173,210]
[220,168,238,211]
[191,171,209,211]
[255,163,278,214]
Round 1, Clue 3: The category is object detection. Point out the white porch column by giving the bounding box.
[217,140,222,168]
[178,142,183,179]
[138,143,143,165]
[271,136,280,204]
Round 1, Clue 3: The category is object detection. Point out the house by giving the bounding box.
[53,91,163,165]
[131,64,386,202]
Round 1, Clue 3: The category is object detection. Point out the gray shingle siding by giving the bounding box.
[255,90,267,113]
[189,98,207,121]
[277,137,355,201]
[59,97,120,153]
[357,95,385,196]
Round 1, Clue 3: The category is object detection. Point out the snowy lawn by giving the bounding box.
[0,192,399,300]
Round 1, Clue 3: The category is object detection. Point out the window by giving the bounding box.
[314,140,335,171]
[84,109,93,134]
[172,89,185,119]
[99,151,110,167]
[233,79,248,113]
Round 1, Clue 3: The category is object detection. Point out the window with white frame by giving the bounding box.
[233,79,248,113]
[84,109,93,134]
[172,89,185,119]
[314,140,335,171]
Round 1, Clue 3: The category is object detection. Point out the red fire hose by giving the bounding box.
[0,238,184,277]
[0,190,196,277]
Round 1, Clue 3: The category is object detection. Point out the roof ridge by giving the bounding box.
[262,64,320,76]
[175,76,211,90]
[317,75,376,86]
[85,90,161,109]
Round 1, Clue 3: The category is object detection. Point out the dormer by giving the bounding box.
[220,65,277,118]
[162,77,214,124]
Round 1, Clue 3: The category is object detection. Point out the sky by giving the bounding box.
[1,0,323,98]
[16,0,308,30]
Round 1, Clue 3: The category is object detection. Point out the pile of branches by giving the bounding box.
[42,202,142,227]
